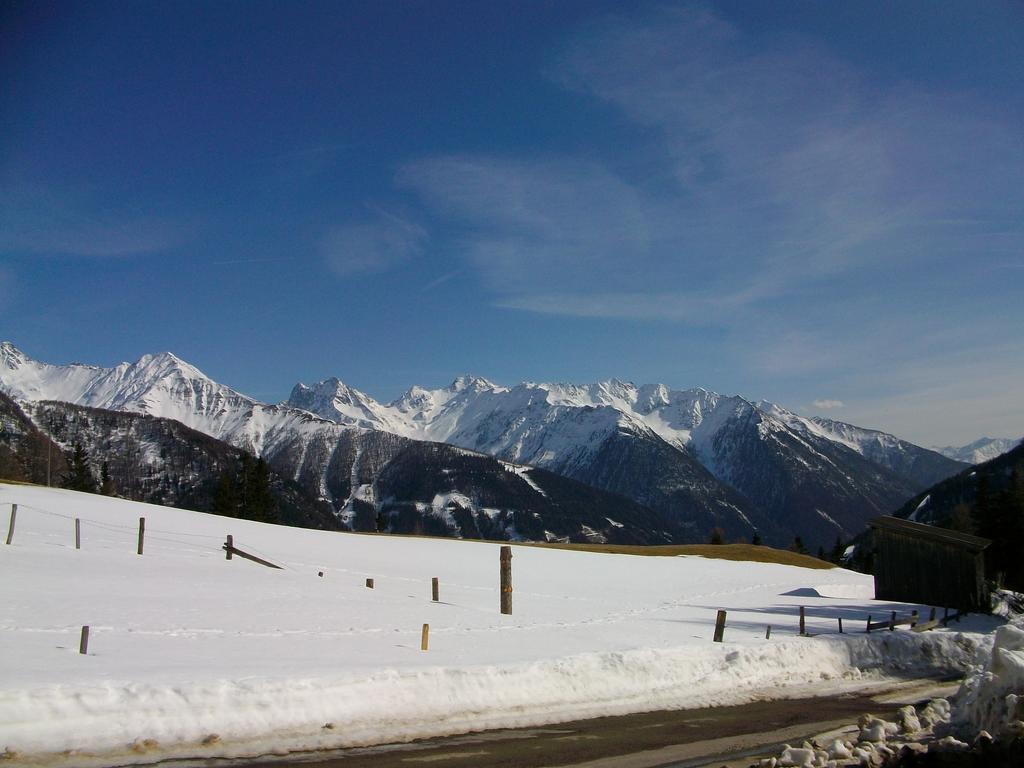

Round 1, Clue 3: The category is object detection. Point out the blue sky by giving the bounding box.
[2,0,1022,446]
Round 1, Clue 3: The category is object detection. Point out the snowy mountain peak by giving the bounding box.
[0,344,265,445]
[131,350,209,382]
[0,342,30,373]
[0,341,22,360]
[390,384,435,414]
[286,376,396,430]
[447,375,499,393]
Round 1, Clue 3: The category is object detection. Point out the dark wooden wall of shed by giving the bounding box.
[872,529,988,612]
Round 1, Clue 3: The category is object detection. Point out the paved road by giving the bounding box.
[225,679,958,768]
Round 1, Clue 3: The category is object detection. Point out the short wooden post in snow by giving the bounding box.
[79,625,90,655]
[432,577,439,602]
[799,606,806,636]
[765,625,772,640]
[365,578,374,589]
[838,617,844,634]
[889,611,896,631]
[500,545,513,615]
[713,610,726,642]
[225,535,233,560]
[5,503,16,545]
[137,517,145,555]
[420,623,429,651]
[75,518,81,550]
[866,614,872,634]
[929,607,936,622]
[910,609,919,628]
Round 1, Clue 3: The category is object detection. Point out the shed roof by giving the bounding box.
[869,516,991,552]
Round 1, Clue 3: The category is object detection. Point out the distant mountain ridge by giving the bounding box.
[934,437,1021,465]
[0,342,968,548]
[287,372,967,547]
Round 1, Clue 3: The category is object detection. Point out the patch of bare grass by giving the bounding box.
[519,542,835,570]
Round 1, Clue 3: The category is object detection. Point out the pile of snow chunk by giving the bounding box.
[755,615,1024,767]
[757,698,952,767]
[952,623,1024,740]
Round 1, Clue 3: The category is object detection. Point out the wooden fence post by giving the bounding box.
[5,504,16,545]
[799,606,806,636]
[75,518,81,550]
[137,517,145,555]
[838,617,844,634]
[765,625,772,640]
[889,611,896,631]
[79,625,90,655]
[713,610,726,642]
[910,610,918,628]
[866,614,872,634]
[500,546,512,615]
[365,578,374,588]
[421,623,429,651]
[432,577,439,602]
[225,535,233,560]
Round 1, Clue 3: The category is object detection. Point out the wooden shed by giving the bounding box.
[868,516,990,612]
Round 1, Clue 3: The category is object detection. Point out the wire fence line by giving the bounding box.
[3,499,299,568]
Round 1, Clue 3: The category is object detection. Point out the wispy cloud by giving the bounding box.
[210,258,285,266]
[823,348,1024,446]
[0,181,180,257]
[421,269,462,291]
[397,6,1023,324]
[270,143,347,180]
[812,399,844,410]
[321,208,426,277]
[397,156,656,297]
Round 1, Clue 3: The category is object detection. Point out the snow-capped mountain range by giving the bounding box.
[0,346,677,545]
[0,342,971,547]
[933,437,1021,465]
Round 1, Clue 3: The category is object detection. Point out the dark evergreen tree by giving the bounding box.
[975,476,995,540]
[0,445,26,482]
[61,442,97,493]
[829,535,846,564]
[790,535,808,555]
[708,526,725,545]
[1011,469,1024,588]
[211,469,240,518]
[947,503,976,535]
[996,469,1024,590]
[750,531,762,546]
[99,460,117,496]
[240,455,277,523]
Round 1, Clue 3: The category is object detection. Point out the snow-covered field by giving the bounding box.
[0,484,996,767]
